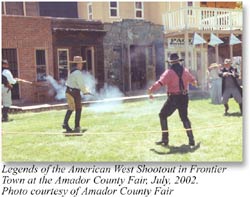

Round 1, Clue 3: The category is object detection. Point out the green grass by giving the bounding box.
[2,98,242,162]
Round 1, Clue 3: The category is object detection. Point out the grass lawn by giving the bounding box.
[1,98,242,162]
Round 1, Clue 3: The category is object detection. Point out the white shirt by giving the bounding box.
[66,70,88,93]
[2,69,17,84]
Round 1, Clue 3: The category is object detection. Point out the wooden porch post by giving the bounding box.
[127,44,131,91]
[215,45,219,63]
[230,44,233,60]
[184,31,189,68]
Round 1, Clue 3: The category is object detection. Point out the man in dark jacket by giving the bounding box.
[219,59,242,115]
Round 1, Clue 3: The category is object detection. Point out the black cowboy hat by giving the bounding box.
[166,53,184,63]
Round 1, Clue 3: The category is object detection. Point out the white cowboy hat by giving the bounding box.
[69,56,86,64]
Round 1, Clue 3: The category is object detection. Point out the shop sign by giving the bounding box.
[168,38,192,47]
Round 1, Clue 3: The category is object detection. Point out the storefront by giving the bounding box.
[164,30,242,92]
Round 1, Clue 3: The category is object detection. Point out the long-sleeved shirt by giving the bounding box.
[149,68,196,94]
[2,69,17,85]
[66,70,88,94]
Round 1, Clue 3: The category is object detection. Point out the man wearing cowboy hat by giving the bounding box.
[148,53,197,146]
[62,56,90,134]
[219,58,242,115]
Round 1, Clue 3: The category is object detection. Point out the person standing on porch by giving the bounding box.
[219,58,242,115]
[62,56,89,133]
[208,63,222,104]
[148,53,197,146]
[1,59,17,122]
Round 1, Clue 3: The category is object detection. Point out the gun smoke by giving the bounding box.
[46,71,124,113]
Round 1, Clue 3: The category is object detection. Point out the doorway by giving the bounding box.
[81,46,95,76]
[129,45,155,91]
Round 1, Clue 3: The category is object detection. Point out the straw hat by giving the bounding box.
[209,63,220,69]
[2,59,9,65]
[166,53,184,63]
[69,56,86,64]
[224,59,232,64]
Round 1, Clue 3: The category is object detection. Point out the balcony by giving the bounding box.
[162,7,242,32]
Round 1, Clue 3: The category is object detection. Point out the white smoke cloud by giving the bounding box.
[46,71,124,112]
[88,83,124,113]
[45,76,66,100]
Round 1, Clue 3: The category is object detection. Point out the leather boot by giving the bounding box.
[156,115,169,146]
[183,121,195,146]
[239,103,242,115]
[155,131,169,146]
[186,130,195,146]
[2,107,9,122]
[224,103,229,115]
[74,109,82,133]
[62,110,73,132]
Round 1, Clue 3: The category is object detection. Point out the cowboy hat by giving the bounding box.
[224,59,232,64]
[166,53,184,63]
[2,59,9,65]
[208,63,220,69]
[69,56,86,64]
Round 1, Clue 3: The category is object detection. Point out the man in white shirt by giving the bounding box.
[62,56,89,134]
[2,59,17,122]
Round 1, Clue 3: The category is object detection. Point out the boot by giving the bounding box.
[224,103,229,115]
[183,121,195,146]
[156,115,169,146]
[155,131,169,146]
[62,110,73,132]
[2,107,9,122]
[74,109,82,133]
[239,103,242,115]
[186,130,195,146]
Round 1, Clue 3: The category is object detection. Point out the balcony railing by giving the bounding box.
[162,7,243,32]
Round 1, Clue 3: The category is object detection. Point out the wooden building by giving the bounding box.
[2,1,243,104]
[2,2,106,103]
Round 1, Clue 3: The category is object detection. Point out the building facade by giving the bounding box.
[78,1,243,91]
[2,2,106,103]
[78,2,167,93]
[103,19,164,92]
[2,1,243,104]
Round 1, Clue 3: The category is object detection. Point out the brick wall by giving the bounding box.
[2,15,53,103]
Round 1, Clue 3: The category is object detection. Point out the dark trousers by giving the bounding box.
[159,94,191,130]
[63,87,82,130]
[158,94,194,145]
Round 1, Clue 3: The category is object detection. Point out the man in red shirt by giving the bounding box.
[148,53,197,146]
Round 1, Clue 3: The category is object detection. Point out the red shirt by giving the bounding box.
[149,68,196,93]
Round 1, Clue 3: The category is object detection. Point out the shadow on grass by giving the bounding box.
[150,142,201,155]
[63,128,88,137]
[224,112,242,117]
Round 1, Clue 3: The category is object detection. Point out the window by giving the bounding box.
[36,49,47,81]
[5,2,24,15]
[187,1,193,16]
[135,2,144,19]
[57,49,69,79]
[87,3,93,20]
[109,1,118,17]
